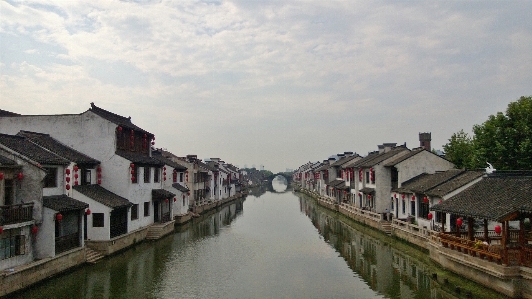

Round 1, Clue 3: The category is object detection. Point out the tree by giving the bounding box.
[443,129,473,169]
[444,96,532,170]
[472,96,532,170]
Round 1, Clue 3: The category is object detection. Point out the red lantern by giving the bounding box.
[97,173,102,178]
[151,141,155,145]
[130,163,135,169]
[187,192,190,196]
[98,179,102,185]
[74,165,79,172]
[131,176,135,181]
[130,135,134,141]
[17,172,24,180]
[423,196,429,203]
[131,170,135,174]
[66,184,70,190]
[393,194,397,199]
[86,209,91,215]
[368,194,372,199]
[182,194,185,199]
[74,173,78,179]
[173,197,177,202]
[56,213,63,221]
[74,181,78,186]
[163,167,166,171]
[117,126,122,132]
[165,198,169,203]
[428,213,433,220]
[66,169,71,175]
[130,141,134,147]
[495,225,502,235]
[401,194,405,199]
[0,173,4,180]
[358,193,361,196]
[130,129,134,135]
[438,200,442,204]
[66,177,71,183]
[31,225,38,234]
[97,167,102,172]
[144,134,147,138]
[164,176,166,181]
[456,218,463,227]
[411,195,416,201]
[0,226,3,234]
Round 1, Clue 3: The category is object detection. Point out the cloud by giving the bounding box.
[1,0,531,172]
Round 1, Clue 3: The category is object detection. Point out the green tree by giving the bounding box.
[472,96,532,170]
[443,129,474,169]
[444,96,532,170]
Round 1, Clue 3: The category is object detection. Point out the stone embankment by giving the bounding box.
[295,184,532,299]
[0,193,247,298]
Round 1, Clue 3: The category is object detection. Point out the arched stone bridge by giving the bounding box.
[266,172,293,184]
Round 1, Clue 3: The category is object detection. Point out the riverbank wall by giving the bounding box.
[0,192,247,298]
[0,247,85,298]
[295,186,532,298]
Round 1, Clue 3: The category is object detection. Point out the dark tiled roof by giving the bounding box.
[152,189,176,200]
[172,183,189,192]
[360,187,375,194]
[115,150,164,166]
[0,134,69,165]
[394,170,464,193]
[326,179,346,189]
[89,103,152,135]
[330,155,359,167]
[0,155,17,166]
[152,150,187,171]
[431,176,532,221]
[0,109,20,116]
[357,147,410,168]
[346,151,381,168]
[18,131,100,166]
[425,170,484,197]
[383,148,425,166]
[315,163,330,172]
[73,184,132,208]
[43,195,89,212]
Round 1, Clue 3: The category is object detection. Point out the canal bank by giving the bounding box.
[295,184,527,298]
[0,193,247,298]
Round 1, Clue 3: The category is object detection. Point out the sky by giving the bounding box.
[1,0,531,173]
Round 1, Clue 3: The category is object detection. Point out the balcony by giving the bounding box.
[0,203,34,225]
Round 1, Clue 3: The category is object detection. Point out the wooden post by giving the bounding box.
[468,217,474,240]
[520,219,525,265]
[441,213,445,233]
[483,219,489,243]
[502,221,508,265]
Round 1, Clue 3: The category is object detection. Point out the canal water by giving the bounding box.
[11,177,508,299]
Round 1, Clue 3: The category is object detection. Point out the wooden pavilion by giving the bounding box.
[431,172,532,266]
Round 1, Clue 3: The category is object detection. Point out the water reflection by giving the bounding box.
[10,199,245,299]
[298,194,507,299]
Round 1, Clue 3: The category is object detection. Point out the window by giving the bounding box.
[144,202,150,217]
[180,173,184,182]
[0,229,25,260]
[93,213,104,227]
[391,197,394,211]
[402,200,406,214]
[419,200,430,219]
[154,168,160,183]
[82,169,91,185]
[410,200,416,216]
[144,167,150,183]
[43,167,57,188]
[132,166,139,184]
[366,171,370,184]
[131,204,139,220]
[173,171,177,183]
[182,198,185,206]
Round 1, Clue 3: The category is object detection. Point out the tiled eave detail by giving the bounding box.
[73,184,132,209]
[43,195,88,212]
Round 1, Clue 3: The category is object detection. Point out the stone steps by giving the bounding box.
[86,248,105,264]
[381,222,392,235]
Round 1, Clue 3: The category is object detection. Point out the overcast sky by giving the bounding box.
[1,1,531,173]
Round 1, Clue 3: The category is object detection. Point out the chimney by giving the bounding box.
[419,132,431,151]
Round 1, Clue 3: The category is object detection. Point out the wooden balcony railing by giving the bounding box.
[55,232,80,254]
[0,203,34,225]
